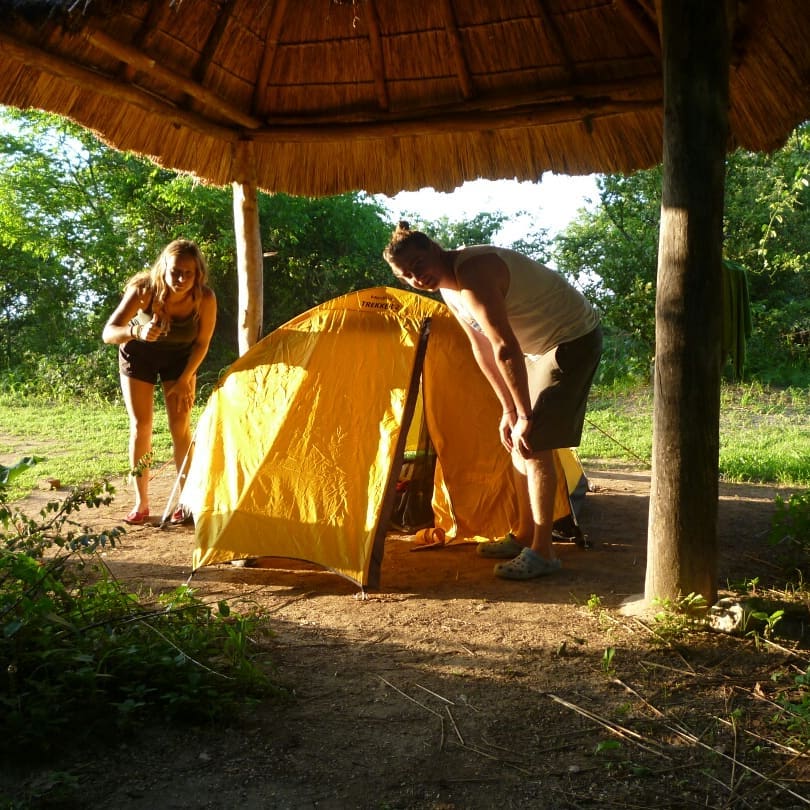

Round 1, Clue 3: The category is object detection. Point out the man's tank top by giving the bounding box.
[442,245,599,356]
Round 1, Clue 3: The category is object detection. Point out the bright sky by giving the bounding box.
[377,172,599,244]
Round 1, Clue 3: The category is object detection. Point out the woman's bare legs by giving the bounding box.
[120,375,155,513]
[163,376,196,480]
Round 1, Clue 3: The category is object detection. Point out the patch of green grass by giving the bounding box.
[580,386,654,469]
[580,383,810,486]
[2,382,810,501]
[719,385,810,484]
[0,395,204,500]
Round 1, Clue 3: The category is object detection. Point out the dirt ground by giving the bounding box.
[5,465,810,809]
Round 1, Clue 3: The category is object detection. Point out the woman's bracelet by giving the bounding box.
[517,414,532,421]
[503,407,516,415]
[129,323,137,340]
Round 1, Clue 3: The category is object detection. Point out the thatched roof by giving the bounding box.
[0,0,808,196]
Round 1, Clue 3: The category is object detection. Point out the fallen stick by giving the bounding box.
[377,675,443,718]
[414,682,454,704]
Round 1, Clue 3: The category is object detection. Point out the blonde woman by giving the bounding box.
[103,239,217,524]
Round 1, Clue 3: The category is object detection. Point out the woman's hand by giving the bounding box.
[166,376,195,415]
[138,313,164,342]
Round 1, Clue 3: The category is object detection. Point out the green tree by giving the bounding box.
[400,210,550,262]
[723,123,810,383]
[259,191,393,332]
[554,169,661,379]
[0,109,238,392]
[553,123,810,383]
[0,108,400,396]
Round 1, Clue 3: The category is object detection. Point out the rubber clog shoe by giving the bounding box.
[494,547,562,580]
[476,532,525,558]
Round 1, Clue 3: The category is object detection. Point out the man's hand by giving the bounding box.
[511,417,534,459]
[499,411,516,452]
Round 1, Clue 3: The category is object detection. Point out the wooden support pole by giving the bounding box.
[232,141,264,354]
[645,0,729,606]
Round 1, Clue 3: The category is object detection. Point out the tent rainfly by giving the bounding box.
[182,287,583,588]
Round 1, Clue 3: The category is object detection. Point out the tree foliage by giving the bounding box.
[258,191,393,333]
[0,109,396,395]
[554,169,661,379]
[552,123,810,383]
[723,124,810,382]
[1,107,807,395]
[401,210,551,263]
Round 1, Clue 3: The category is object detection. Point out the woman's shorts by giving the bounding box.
[119,340,192,385]
[525,324,603,451]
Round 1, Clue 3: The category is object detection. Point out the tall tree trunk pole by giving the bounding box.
[232,140,263,354]
[645,1,729,606]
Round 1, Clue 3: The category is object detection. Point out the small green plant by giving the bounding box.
[594,739,622,755]
[651,592,709,641]
[129,449,154,480]
[583,592,614,631]
[601,646,616,673]
[747,607,785,641]
[727,575,760,594]
[777,665,810,748]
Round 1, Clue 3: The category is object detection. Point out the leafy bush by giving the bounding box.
[594,328,653,385]
[0,466,283,760]
[0,347,227,406]
[745,300,810,386]
[0,348,120,403]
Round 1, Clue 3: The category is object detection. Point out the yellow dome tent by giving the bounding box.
[182,287,585,588]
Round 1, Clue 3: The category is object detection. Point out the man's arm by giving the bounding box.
[455,255,533,420]
[454,316,514,412]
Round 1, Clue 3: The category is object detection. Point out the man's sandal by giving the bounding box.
[476,532,525,558]
[494,547,562,580]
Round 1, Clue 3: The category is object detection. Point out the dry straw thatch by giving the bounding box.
[0,0,807,196]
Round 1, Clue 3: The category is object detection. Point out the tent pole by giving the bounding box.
[367,317,433,590]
